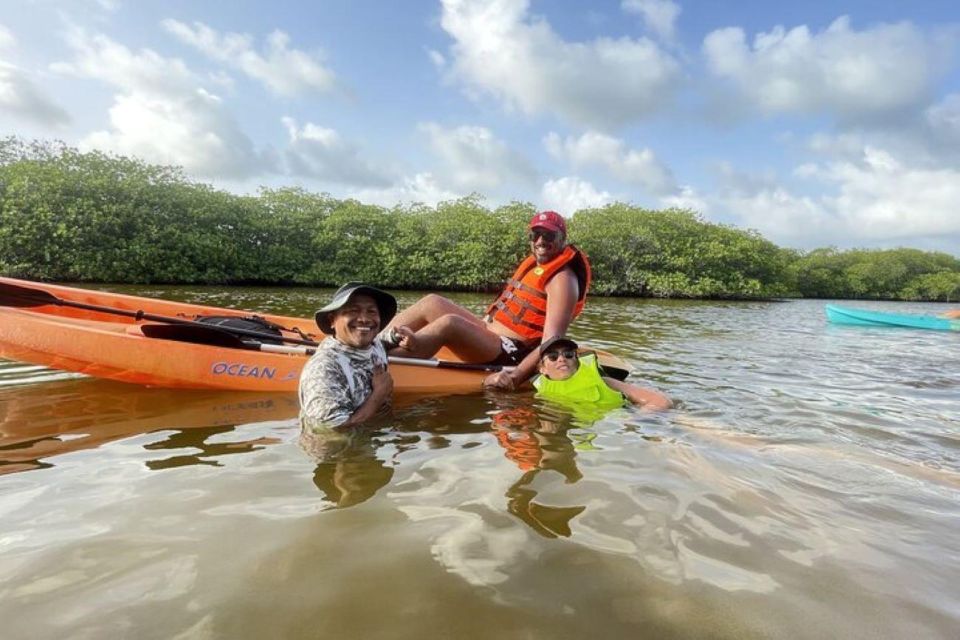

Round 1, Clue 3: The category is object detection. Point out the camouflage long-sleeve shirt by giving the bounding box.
[298,337,389,430]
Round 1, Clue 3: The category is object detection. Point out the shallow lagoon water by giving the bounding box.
[1,288,958,639]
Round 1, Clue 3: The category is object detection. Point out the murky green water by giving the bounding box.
[1,287,958,639]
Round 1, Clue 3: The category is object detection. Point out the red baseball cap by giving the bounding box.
[528,210,566,235]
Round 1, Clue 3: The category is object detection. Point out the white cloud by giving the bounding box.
[714,147,960,250]
[53,28,198,96]
[0,24,70,127]
[718,183,830,244]
[622,0,680,42]
[541,176,612,214]
[420,122,536,192]
[350,172,459,208]
[544,131,676,195]
[427,49,446,69]
[926,93,960,143]
[282,117,393,187]
[207,70,235,90]
[162,20,335,96]
[703,16,945,119]
[821,148,960,240]
[440,0,680,128]
[0,24,15,50]
[807,131,869,160]
[660,185,708,213]
[0,60,70,127]
[82,90,264,178]
[54,29,263,178]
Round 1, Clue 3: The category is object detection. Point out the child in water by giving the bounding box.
[532,336,672,412]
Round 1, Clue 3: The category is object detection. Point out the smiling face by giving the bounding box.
[330,293,381,349]
[538,347,579,381]
[529,227,565,264]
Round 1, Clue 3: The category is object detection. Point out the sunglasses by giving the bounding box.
[528,229,561,243]
[542,349,577,362]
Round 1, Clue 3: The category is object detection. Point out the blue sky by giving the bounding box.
[2,0,959,255]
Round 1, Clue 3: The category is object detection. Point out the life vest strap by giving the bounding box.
[490,300,547,333]
[498,289,546,314]
[508,279,547,300]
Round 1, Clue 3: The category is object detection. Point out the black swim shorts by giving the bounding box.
[489,335,536,366]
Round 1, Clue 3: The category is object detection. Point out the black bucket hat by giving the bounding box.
[539,335,579,356]
[314,282,398,335]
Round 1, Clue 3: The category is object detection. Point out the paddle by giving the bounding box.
[0,280,320,347]
[142,323,512,372]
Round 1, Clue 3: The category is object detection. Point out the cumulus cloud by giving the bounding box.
[52,28,196,95]
[94,0,121,11]
[717,181,830,244]
[350,172,460,208]
[819,148,960,240]
[0,24,15,50]
[53,29,264,178]
[0,63,70,127]
[703,16,946,119]
[282,117,393,187]
[807,131,870,160]
[162,20,335,96]
[541,176,612,214]
[622,0,681,42]
[714,147,960,250]
[660,185,708,213]
[420,122,537,192]
[0,23,70,126]
[926,93,960,143]
[544,131,676,195]
[440,0,681,128]
[81,91,265,178]
[427,49,446,69]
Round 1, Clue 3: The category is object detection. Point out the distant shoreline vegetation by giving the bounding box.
[2,138,959,302]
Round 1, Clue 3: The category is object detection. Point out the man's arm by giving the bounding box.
[338,367,393,427]
[484,268,579,389]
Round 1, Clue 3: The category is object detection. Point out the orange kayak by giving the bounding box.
[0,277,629,392]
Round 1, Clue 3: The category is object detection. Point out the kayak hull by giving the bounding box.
[1,277,630,392]
[825,304,959,332]
[0,278,496,392]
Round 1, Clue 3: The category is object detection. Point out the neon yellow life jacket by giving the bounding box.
[532,353,625,411]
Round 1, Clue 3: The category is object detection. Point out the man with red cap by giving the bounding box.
[383,210,591,389]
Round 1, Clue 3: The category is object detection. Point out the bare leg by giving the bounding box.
[386,294,507,361]
[386,294,486,332]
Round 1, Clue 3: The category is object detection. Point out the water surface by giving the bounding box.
[1,288,958,639]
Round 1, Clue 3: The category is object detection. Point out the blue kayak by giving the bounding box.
[825,305,960,332]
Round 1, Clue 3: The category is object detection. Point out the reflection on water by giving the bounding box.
[0,376,298,474]
[1,291,959,639]
[299,427,396,508]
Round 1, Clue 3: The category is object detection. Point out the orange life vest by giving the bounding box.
[486,245,591,341]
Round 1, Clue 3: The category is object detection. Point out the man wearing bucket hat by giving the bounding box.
[382,210,591,391]
[299,282,400,430]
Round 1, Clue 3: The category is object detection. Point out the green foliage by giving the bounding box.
[789,246,960,301]
[571,204,792,298]
[2,138,958,300]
